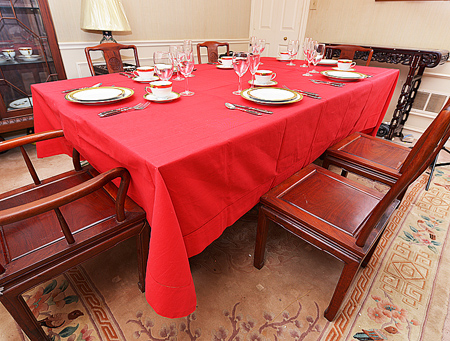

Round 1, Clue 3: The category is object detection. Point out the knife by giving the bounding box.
[62,82,102,93]
[232,104,273,114]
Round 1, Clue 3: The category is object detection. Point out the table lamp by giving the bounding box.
[80,0,131,44]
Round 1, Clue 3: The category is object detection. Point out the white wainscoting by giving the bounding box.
[58,39,250,79]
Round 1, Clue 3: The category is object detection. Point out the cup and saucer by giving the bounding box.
[248,79,278,87]
[277,52,290,62]
[144,81,180,102]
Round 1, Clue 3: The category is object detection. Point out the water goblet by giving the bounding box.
[178,51,195,96]
[300,37,311,67]
[303,41,317,77]
[169,45,184,81]
[310,43,325,73]
[153,51,174,81]
[232,52,250,95]
[287,40,299,66]
[248,53,261,88]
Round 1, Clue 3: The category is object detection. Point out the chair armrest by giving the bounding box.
[0,130,64,153]
[0,167,131,225]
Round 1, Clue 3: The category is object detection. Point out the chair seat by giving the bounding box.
[260,164,397,258]
[323,132,411,185]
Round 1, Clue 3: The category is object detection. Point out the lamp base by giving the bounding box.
[100,31,117,44]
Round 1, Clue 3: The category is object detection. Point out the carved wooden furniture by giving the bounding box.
[322,98,450,188]
[85,42,140,76]
[325,44,449,139]
[196,41,230,64]
[0,130,149,340]
[253,102,450,321]
[0,0,66,140]
[324,44,374,66]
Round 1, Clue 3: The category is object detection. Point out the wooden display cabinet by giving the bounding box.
[0,0,66,140]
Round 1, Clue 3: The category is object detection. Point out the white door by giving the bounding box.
[250,0,310,57]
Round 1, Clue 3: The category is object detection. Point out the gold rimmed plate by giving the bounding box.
[247,87,298,102]
[321,70,367,81]
[241,88,302,105]
[65,86,134,104]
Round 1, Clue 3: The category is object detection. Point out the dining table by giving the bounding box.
[31,57,399,318]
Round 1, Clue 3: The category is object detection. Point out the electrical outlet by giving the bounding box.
[310,0,318,10]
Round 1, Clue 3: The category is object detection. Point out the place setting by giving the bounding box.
[320,58,369,81]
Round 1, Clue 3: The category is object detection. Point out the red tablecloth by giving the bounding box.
[32,57,399,318]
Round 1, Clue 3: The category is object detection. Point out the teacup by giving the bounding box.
[19,47,33,57]
[2,49,15,59]
[134,66,155,80]
[146,81,172,99]
[279,52,290,60]
[337,59,356,70]
[255,70,276,84]
[218,56,233,67]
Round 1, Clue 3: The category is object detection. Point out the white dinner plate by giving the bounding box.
[66,87,134,104]
[216,65,233,69]
[9,97,33,109]
[321,70,367,81]
[241,88,302,105]
[133,75,159,83]
[247,88,298,102]
[318,59,338,65]
[248,80,278,87]
[143,91,180,102]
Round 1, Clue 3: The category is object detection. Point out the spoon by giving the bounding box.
[225,103,262,116]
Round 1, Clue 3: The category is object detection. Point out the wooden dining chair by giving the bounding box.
[85,42,140,75]
[322,99,450,188]
[253,103,450,321]
[0,130,150,340]
[196,41,230,64]
[324,44,374,66]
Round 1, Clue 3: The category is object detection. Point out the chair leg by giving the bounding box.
[324,261,359,321]
[136,221,151,293]
[1,292,50,340]
[361,237,381,268]
[254,206,270,269]
[425,153,439,191]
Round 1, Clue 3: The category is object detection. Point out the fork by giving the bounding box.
[98,102,149,118]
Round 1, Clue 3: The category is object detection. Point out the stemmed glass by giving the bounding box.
[256,39,266,64]
[169,45,184,81]
[248,53,260,88]
[287,40,299,66]
[249,36,258,53]
[153,51,173,81]
[303,40,317,77]
[232,51,250,95]
[183,40,195,77]
[300,37,311,67]
[310,43,325,73]
[177,51,195,96]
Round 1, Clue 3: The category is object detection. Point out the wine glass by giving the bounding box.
[249,36,258,53]
[300,37,311,67]
[232,52,250,95]
[153,51,173,81]
[248,53,261,88]
[256,39,266,64]
[287,40,299,66]
[169,45,184,81]
[178,51,195,96]
[303,40,317,77]
[310,43,325,73]
[183,40,195,77]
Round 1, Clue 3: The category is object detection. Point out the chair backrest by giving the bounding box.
[325,44,374,66]
[85,42,140,75]
[196,41,230,64]
[356,99,450,247]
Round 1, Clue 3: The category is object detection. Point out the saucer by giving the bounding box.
[17,55,42,61]
[248,80,278,87]
[133,75,159,82]
[332,67,355,72]
[144,91,180,102]
[318,59,338,65]
[277,58,290,62]
[216,65,233,69]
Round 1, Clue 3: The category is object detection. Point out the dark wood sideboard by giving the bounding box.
[0,0,66,140]
[325,44,449,139]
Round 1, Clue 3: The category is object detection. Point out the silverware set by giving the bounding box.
[310,80,344,87]
[283,86,321,100]
[98,102,149,118]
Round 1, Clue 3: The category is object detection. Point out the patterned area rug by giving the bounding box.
[1,150,450,340]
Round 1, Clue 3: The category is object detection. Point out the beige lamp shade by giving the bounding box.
[81,0,131,32]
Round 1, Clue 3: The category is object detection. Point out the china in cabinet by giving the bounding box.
[0,0,66,139]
